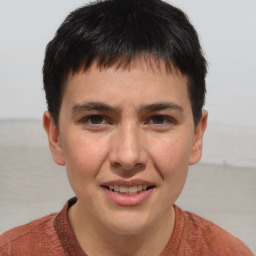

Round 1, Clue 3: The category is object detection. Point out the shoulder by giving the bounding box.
[0,213,64,255]
[181,208,254,256]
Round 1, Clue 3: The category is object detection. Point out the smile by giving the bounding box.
[101,180,156,205]
[104,185,155,195]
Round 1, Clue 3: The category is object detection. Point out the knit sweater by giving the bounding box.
[0,197,253,256]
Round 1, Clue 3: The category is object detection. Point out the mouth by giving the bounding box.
[102,184,156,196]
[101,180,156,205]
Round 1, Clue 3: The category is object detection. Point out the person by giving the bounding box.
[0,0,253,255]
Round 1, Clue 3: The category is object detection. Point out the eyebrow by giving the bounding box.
[140,102,184,113]
[72,102,120,114]
[72,101,184,114]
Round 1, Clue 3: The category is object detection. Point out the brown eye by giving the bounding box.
[80,115,109,126]
[79,115,112,131]
[152,116,166,124]
[89,115,104,124]
[145,115,176,129]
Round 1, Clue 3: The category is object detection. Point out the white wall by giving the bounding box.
[170,0,256,128]
[0,0,88,119]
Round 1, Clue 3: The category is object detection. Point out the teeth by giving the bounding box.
[142,185,147,191]
[128,186,137,193]
[120,186,128,193]
[107,184,150,194]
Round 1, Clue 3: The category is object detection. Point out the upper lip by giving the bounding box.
[101,179,155,187]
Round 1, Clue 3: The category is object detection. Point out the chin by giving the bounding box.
[105,212,151,235]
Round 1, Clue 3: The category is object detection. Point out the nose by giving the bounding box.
[109,122,147,172]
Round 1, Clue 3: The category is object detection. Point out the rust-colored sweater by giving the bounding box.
[0,198,253,256]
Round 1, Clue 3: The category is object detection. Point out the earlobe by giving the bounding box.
[189,110,208,165]
[43,111,65,166]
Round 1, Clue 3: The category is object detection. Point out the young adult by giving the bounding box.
[0,0,253,255]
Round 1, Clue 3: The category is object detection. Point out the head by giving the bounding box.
[43,0,208,240]
[43,0,207,127]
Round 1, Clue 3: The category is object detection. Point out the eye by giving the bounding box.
[80,115,110,126]
[145,115,176,129]
[151,116,167,124]
[88,115,105,124]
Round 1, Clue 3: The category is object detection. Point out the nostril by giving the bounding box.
[108,137,148,172]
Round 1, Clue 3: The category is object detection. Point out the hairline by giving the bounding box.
[55,56,200,128]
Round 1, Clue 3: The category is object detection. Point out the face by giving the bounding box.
[44,60,207,236]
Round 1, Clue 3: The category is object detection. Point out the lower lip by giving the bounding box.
[103,188,154,206]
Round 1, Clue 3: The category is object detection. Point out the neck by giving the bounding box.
[68,203,175,256]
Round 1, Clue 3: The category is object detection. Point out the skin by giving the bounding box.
[43,60,207,256]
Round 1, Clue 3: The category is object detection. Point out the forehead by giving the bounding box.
[61,59,190,110]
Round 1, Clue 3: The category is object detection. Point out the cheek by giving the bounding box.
[61,132,109,179]
[150,135,193,173]
[150,137,191,204]
[62,134,110,200]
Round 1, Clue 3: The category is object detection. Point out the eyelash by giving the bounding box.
[146,115,176,126]
[79,115,177,128]
[80,115,110,126]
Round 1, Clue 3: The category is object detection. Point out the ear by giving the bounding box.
[43,111,65,166]
[189,110,208,165]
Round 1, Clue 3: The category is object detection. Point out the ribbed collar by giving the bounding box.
[54,197,184,256]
